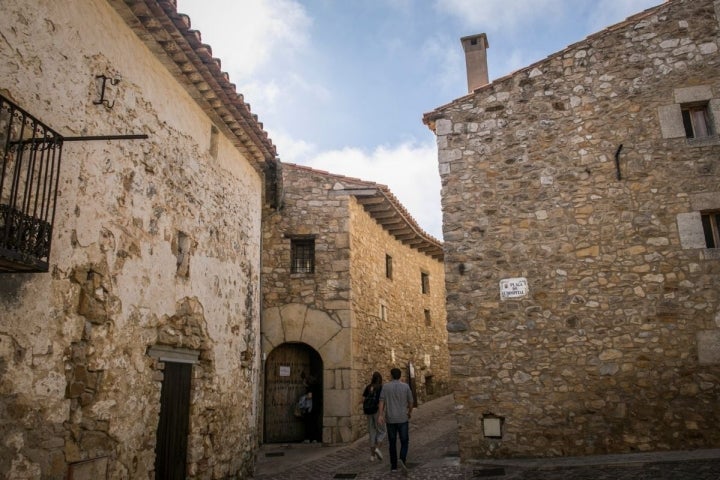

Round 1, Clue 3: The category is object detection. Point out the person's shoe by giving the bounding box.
[374,447,383,460]
[398,459,408,475]
[370,454,376,462]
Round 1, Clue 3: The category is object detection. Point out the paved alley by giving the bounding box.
[251,394,720,480]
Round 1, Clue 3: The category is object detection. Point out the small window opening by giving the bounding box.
[380,303,388,322]
[425,375,434,395]
[385,254,393,279]
[701,211,720,248]
[421,272,430,294]
[291,237,315,273]
[209,125,219,159]
[682,103,712,139]
[424,309,431,326]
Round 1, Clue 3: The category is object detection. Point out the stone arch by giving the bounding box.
[262,303,353,443]
[262,303,348,368]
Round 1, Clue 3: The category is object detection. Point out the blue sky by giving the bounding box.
[178,0,662,239]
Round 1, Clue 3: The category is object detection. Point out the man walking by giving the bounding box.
[378,367,414,475]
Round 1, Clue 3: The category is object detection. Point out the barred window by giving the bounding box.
[291,238,315,273]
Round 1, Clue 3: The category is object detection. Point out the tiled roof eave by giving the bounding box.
[351,189,444,261]
[109,0,277,169]
[283,163,444,261]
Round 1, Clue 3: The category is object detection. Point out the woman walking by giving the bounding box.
[362,371,386,461]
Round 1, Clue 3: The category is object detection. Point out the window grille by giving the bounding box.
[291,237,315,274]
[0,94,62,272]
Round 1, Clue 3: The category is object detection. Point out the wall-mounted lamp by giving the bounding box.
[94,74,122,109]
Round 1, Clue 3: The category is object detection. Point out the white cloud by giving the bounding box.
[177,0,311,79]
[268,129,317,163]
[238,71,333,117]
[296,141,443,240]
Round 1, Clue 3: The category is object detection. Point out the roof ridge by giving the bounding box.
[282,162,386,189]
[424,0,671,120]
[283,162,443,255]
[115,0,277,166]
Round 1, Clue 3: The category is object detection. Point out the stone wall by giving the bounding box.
[427,0,720,460]
[262,164,354,443]
[349,198,450,436]
[261,164,449,444]
[0,1,264,478]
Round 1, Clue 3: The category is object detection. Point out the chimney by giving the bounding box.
[461,33,489,93]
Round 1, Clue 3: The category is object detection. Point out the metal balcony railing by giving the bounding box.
[0,94,62,273]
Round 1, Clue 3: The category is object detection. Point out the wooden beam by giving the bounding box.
[355,196,385,205]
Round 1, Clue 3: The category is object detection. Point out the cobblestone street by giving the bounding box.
[251,394,720,480]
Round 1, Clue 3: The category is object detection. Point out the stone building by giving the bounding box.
[261,162,450,444]
[1,1,276,478]
[424,0,720,461]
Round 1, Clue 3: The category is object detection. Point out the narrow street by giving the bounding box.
[251,394,720,480]
[252,393,462,479]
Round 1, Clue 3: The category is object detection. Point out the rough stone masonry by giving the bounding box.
[425,0,720,461]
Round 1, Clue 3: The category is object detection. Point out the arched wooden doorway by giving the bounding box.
[264,342,323,443]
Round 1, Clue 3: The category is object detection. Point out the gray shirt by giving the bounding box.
[379,379,414,423]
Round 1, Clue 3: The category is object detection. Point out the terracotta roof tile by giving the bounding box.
[283,163,444,260]
[111,0,277,168]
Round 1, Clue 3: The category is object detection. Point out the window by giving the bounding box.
[385,254,393,279]
[209,125,219,159]
[421,272,430,294]
[425,375,435,395]
[702,211,720,248]
[291,238,315,273]
[682,104,712,139]
[658,85,719,143]
[380,303,388,322]
[424,309,431,326]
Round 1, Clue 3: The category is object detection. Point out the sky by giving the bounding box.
[178,0,663,240]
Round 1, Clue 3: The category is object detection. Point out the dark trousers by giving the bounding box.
[386,421,409,469]
[304,412,321,442]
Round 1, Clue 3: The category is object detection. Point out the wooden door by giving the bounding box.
[264,343,321,443]
[155,361,192,480]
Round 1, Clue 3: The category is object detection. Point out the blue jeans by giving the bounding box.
[386,421,409,469]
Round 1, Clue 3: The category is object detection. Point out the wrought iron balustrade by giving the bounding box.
[0,94,62,272]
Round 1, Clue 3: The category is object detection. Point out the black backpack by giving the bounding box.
[363,386,381,414]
